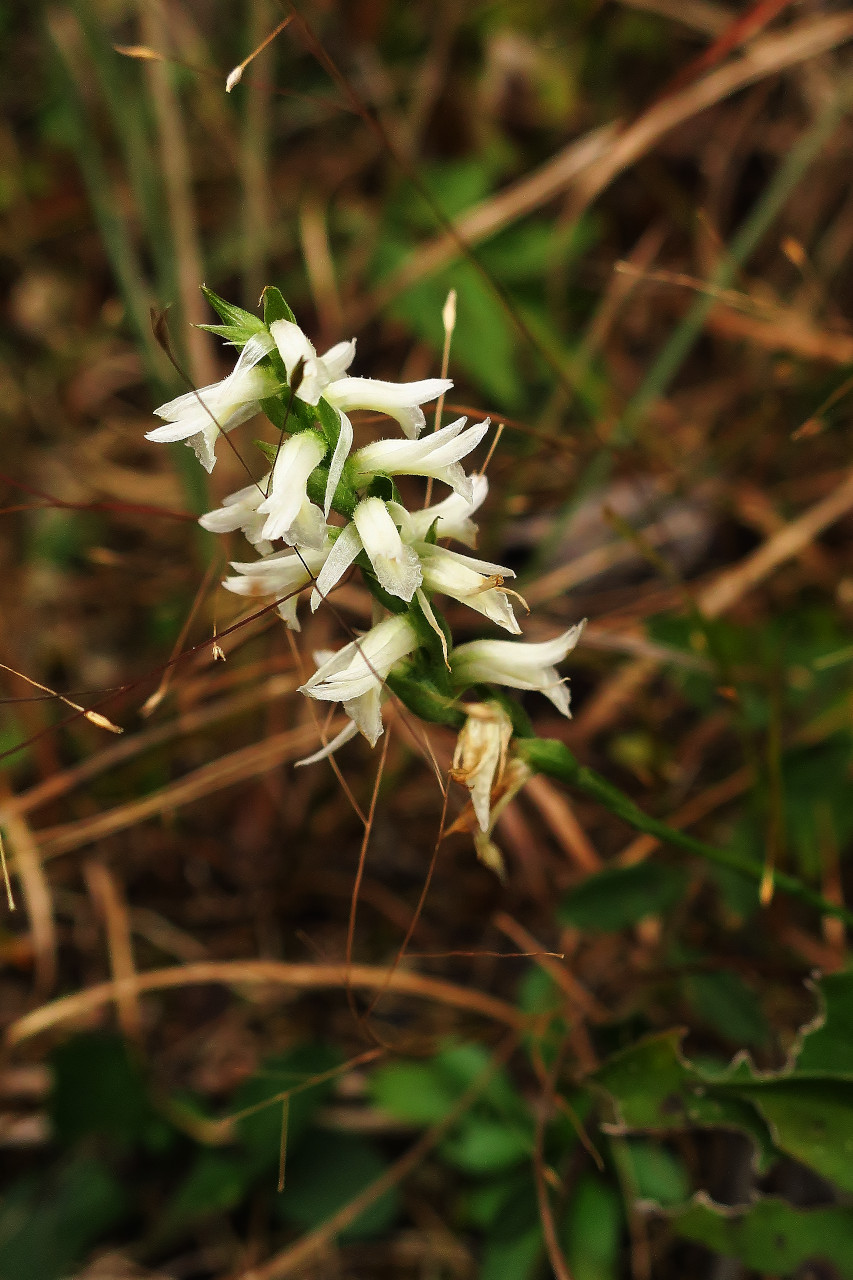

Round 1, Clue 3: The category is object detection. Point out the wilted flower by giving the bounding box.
[417,543,521,634]
[146,334,279,472]
[300,614,419,745]
[352,416,489,501]
[450,621,586,717]
[256,431,327,547]
[450,701,514,831]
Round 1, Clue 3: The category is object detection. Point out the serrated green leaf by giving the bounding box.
[669,1195,853,1278]
[794,970,853,1076]
[591,1031,776,1170]
[726,1078,853,1192]
[559,863,687,932]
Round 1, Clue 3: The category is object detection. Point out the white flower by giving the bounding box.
[450,621,586,717]
[351,416,489,502]
[300,614,419,745]
[198,474,273,553]
[324,377,452,440]
[310,498,423,611]
[256,431,327,547]
[451,702,514,832]
[269,320,355,405]
[389,474,489,548]
[146,333,279,472]
[417,543,521,634]
[222,543,330,629]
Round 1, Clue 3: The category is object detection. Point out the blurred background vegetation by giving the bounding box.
[3,1,853,1276]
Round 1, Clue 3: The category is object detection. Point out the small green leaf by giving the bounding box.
[623,1139,690,1207]
[371,1062,458,1125]
[197,322,254,347]
[563,1174,622,1280]
[50,1032,156,1150]
[0,1156,127,1280]
[161,1151,253,1230]
[669,1195,853,1278]
[683,970,770,1049]
[560,863,686,932]
[727,1078,853,1192]
[201,285,266,333]
[441,1115,530,1173]
[277,1131,399,1240]
[262,285,297,326]
[233,1045,342,1168]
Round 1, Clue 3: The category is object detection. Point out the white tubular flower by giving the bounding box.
[256,431,327,547]
[417,543,521,634]
[198,475,272,554]
[222,543,329,630]
[354,498,423,601]
[300,614,419,744]
[310,499,423,611]
[451,702,514,832]
[269,320,355,405]
[324,377,452,440]
[146,333,278,473]
[390,474,489,548]
[450,621,586,717]
[352,417,489,502]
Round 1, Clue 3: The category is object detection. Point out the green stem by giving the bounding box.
[516,738,853,929]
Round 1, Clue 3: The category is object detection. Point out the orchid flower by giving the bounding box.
[198,475,273,553]
[449,621,587,717]
[310,498,422,610]
[269,320,355,405]
[256,431,327,547]
[417,543,521,634]
[324,376,452,439]
[389,474,489,548]
[146,333,279,473]
[222,542,331,629]
[300,614,419,744]
[351,417,490,502]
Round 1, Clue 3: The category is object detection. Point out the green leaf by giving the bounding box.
[669,1195,853,1278]
[559,863,687,932]
[480,1226,542,1280]
[262,285,297,326]
[683,970,770,1049]
[726,1078,853,1192]
[0,1155,127,1280]
[371,1062,459,1126]
[563,1174,622,1280]
[201,285,265,333]
[794,970,853,1076]
[591,1031,776,1170]
[441,1114,531,1173]
[623,1139,690,1207]
[197,322,255,348]
[160,1150,253,1230]
[277,1131,399,1240]
[232,1044,342,1169]
[50,1032,157,1150]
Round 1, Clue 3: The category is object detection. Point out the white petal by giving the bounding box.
[353,498,422,602]
[295,718,361,767]
[256,432,326,543]
[326,376,452,438]
[344,686,385,746]
[324,410,353,518]
[269,319,315,381]
[311,522,362,611]
[321,339,357,382]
